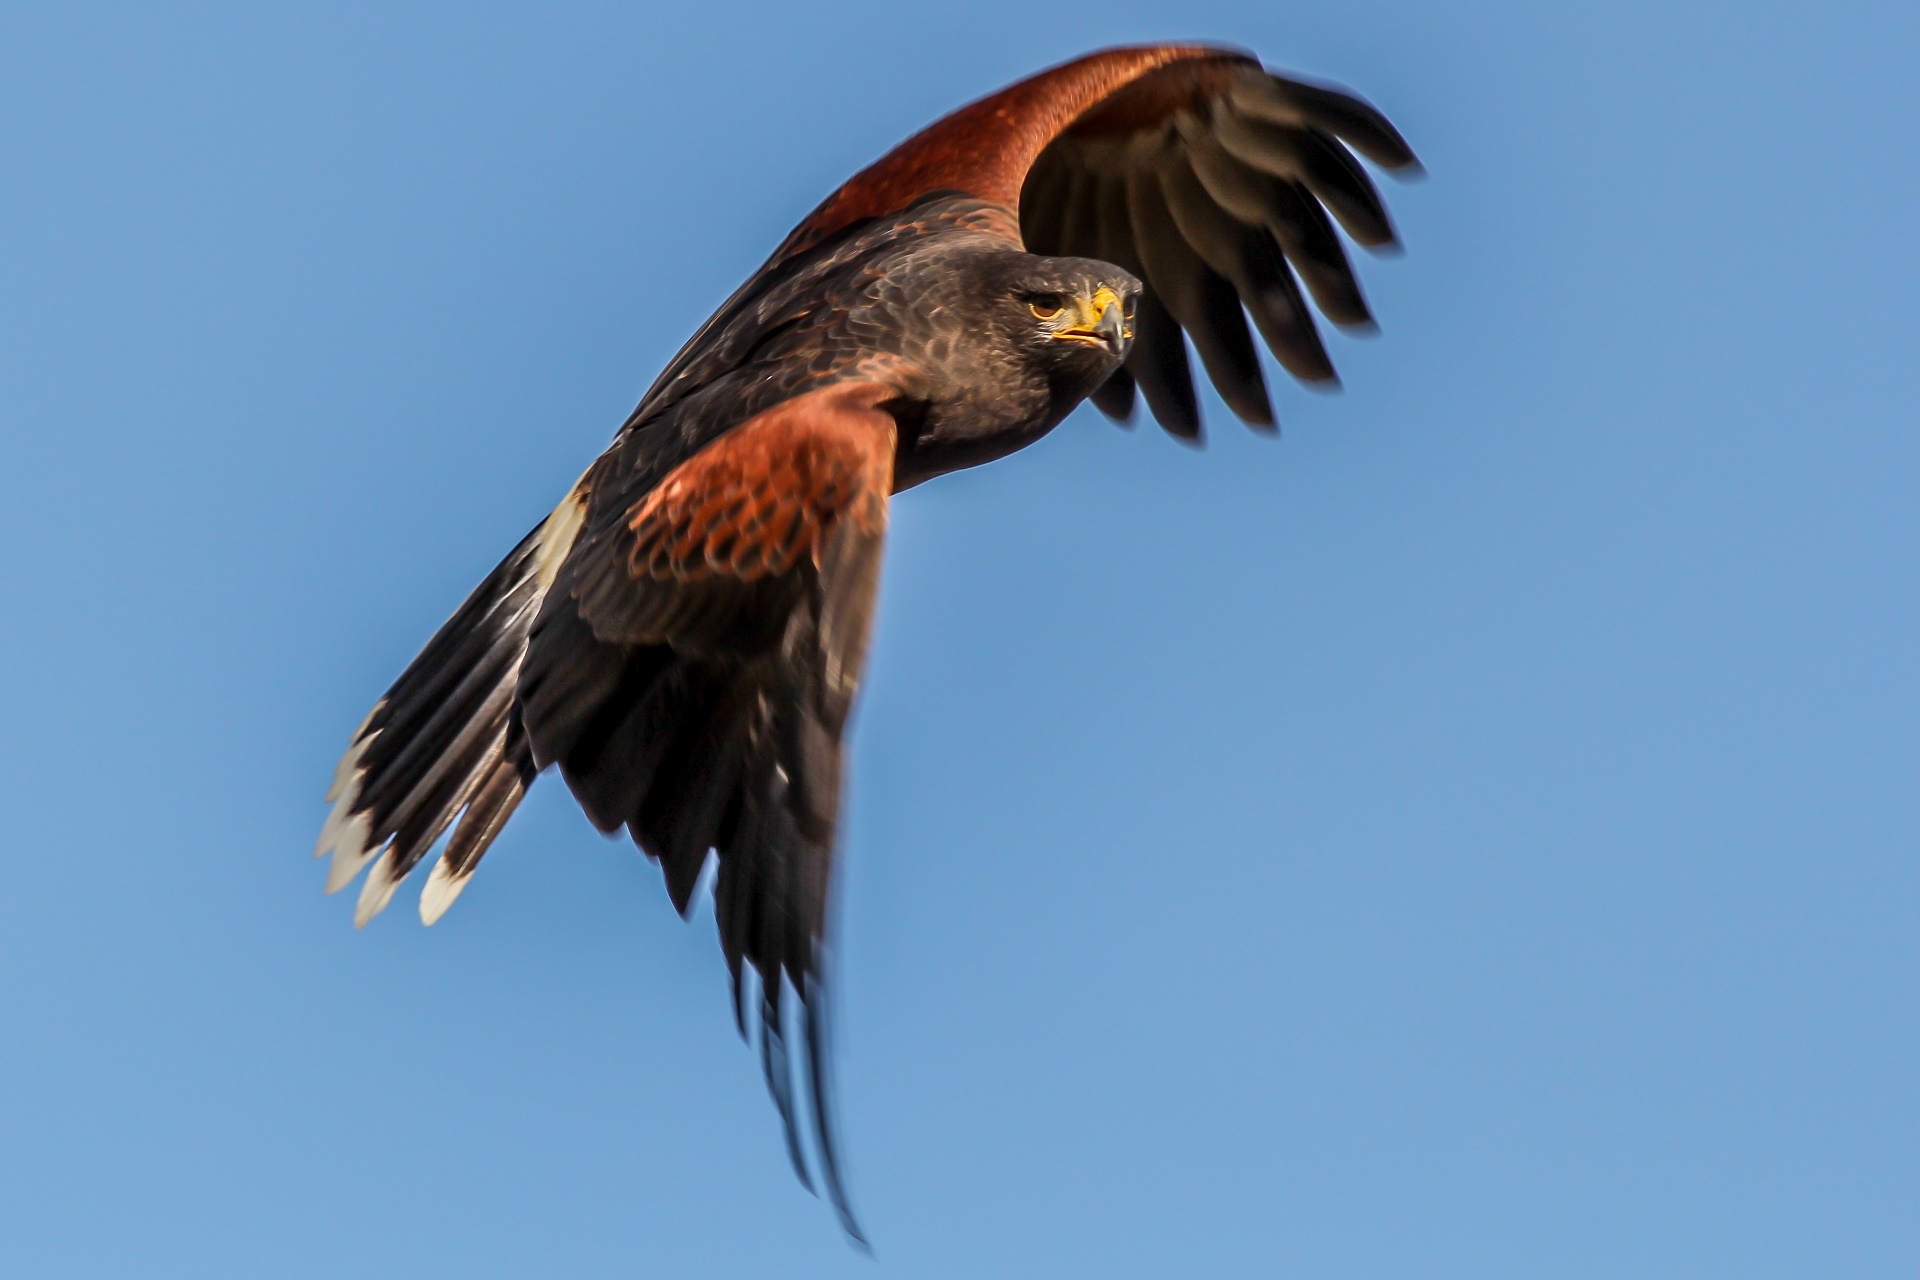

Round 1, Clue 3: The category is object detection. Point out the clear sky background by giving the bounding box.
[2,2,1915,1276]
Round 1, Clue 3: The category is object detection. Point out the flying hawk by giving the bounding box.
[316,43,1418,1242]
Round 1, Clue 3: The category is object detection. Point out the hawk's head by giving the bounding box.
[882,246,1144,487]
[988,255,1139,396]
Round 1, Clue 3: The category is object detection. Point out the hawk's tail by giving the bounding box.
[315,491,583,925]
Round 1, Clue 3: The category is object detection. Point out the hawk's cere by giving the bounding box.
[316,44,1419,1242]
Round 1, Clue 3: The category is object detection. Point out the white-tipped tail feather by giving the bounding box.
[315,480,586,926]
[354,848,403,927]
[315,727,382,893]
[324,706,380,804]
[419,855,472,926]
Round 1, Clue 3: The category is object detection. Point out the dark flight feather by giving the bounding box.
[1155,153,1337,383]
[1088,365,1137,422]
[1129,286,1203,440]
[1124,160,1274,427]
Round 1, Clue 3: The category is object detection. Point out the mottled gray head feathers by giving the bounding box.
[974,252,1139,367]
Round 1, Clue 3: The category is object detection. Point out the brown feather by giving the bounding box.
[779,46,1242,257]
[624,381,897,588]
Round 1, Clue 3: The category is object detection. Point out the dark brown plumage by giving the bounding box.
[315,44,1419,1242]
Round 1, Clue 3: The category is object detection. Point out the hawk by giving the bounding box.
[316,44,1418,1241]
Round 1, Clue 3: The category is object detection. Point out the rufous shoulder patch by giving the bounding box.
[625,381,897,583]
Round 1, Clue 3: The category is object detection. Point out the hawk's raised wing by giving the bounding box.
[778,45,1420,439]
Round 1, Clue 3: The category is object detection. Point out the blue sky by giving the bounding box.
[2,1,1915,1275]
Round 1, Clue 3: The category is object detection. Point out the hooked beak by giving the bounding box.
[1054,286,1131,356]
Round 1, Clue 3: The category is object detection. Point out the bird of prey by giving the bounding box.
[316,43,1418,1241]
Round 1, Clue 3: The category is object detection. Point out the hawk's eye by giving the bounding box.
[1028,295,1064,321]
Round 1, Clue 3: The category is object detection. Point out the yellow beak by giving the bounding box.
[1053,286,1130,352]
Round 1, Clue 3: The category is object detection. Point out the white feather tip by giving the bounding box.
[419,857,472,926]
[353,848,402,927]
